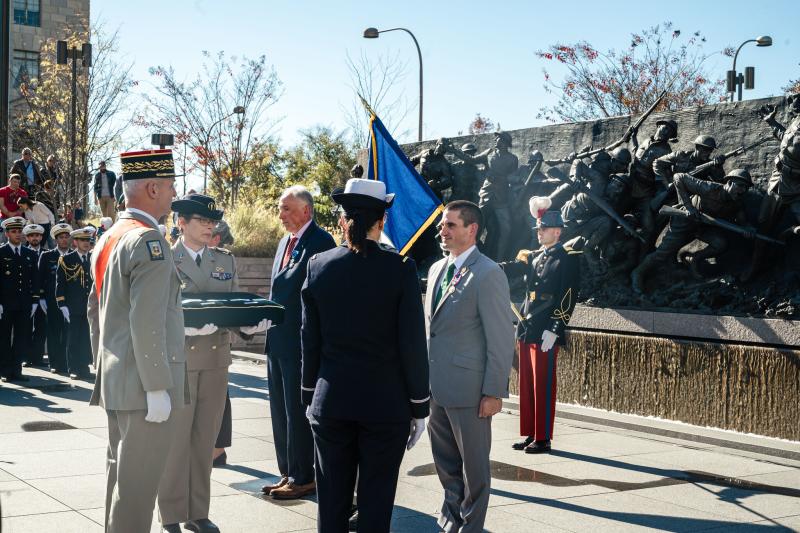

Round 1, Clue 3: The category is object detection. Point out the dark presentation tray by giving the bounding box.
[182,292,285,328]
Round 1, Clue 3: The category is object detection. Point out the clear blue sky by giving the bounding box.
[99,0,797,180]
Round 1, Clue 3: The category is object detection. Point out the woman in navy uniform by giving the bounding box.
[301,178,430,533]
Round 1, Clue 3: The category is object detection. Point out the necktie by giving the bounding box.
[195,254,202,267]
[14,247,20,257]
[435,263,456,308]
[281,236,298,269]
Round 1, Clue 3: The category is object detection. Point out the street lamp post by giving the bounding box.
[201,105,245,193]
[56,40,92,207]
[727,35,772,102]
[363,26,423,142]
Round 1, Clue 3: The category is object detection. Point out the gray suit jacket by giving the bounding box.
[425,247,515,408]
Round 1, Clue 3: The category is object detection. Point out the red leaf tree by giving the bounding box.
[536,22,731,123]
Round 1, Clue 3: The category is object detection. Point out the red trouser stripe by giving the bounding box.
[518,341,559,441]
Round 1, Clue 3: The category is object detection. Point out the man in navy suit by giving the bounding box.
[262,185,336,500]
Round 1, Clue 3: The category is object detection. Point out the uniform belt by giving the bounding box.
[529,291,553,302]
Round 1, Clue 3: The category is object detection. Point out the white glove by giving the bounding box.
[60,306,70,323]
[0,304,3,319]
[305,405,312,419]
[39,300,48,314]
[184,323,218,336]
[407,418,426,450]
[541,330,558,352]
[145,390,172,423]
[30,303,38,318]
[240,318,268,335]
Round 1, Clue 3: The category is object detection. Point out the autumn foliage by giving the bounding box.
[536,22,732,123]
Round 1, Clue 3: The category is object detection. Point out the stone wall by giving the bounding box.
[556,331,800,441]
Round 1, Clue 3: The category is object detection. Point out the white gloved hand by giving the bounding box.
[240,318,268,335]
[145,390,172,423]
[30,303,38,318]
[407,418,427,450]
[541,330,558,352]
[39,300,48,314]
[60,306,70,323]
[184,323,218,336]
[0,304,3,319]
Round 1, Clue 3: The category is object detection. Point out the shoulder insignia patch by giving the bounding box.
[146,240,165,261]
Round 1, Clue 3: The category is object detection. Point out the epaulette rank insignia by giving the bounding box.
[146,240,165,261]
[402,256,410,263]
[213,247,231,255]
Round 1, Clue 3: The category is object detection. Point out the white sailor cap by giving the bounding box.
[50,223,73,239]
[70,227,95,239]
[1,216,26,231]
[22,224,45,236]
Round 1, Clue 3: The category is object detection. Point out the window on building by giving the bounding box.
[12,50,40,89]
[13,0,40,27]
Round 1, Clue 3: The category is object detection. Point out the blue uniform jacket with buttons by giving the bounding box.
[0,243,39,309]
[300,241,430,421]
[499,242,580,345]
[55,251,92,315]
[36,248,64,303]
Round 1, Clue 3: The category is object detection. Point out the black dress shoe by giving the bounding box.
[185,518,220,532]
[212,450,227,467]
[524,439,552,454]
[161,524,182,533]
[512,436,534,450]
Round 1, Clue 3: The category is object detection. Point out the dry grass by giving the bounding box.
[227,199,284,258]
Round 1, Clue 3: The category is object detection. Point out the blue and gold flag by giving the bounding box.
[366,111,442,255]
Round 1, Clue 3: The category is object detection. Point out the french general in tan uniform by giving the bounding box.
[88,149,188,533]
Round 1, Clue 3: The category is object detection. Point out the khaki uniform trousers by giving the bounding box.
[158,366,229,524]
[98,196,116,219]
[105,409,177,533]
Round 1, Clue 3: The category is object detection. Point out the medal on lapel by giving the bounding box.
[288,247,300,268]
[448,266,468,295]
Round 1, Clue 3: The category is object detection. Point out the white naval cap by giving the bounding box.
[22,223,45,235]
[50,223,73,239]
[70,227,95,239]
[1,216,26,231]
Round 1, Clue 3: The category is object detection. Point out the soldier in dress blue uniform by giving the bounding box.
[0,216,40,382]
[23,224,48,367]
[301,178,430,533]
[56,227,94,380]
[499,197,580,454]
[36,223,72,374]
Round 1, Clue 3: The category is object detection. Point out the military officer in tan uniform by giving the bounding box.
[88,149,188,533]
[158,194,266,533]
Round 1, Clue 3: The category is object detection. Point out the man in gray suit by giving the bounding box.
[425,200,515,532]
